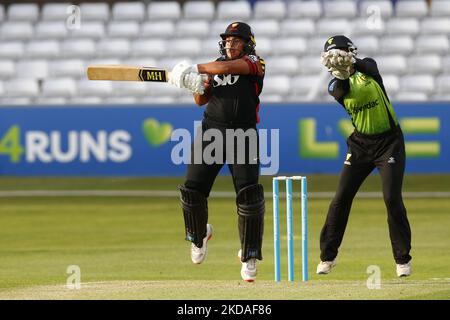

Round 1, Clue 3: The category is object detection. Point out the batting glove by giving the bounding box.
[184,73,208,95]
[168,61,199,89]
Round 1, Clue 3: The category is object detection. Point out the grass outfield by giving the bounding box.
[0,175,449,300]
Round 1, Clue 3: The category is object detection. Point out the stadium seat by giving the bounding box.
[443,57,450,73]
[139,96,177,104]
[287,1,322,19]
[122,58,158,68]
[259,94,283,103]
[317,19,351,36]
[306,37,329,55]
[35,21,68,39]
[298,56,322,75]
[171,39,202,57]
[77,79,112,97]
[111,82,148,97]
[79,3,110,21]
[88,58,121,67]
[273,37,307,55]
[15,60,48,79]
[175,20,210,38]
[4,79,39,97]
[35,97,67,105]
[435,75,450,94]
[211,21,231,37]
[395,1,428,18]
[201,38,221,57]
[104,97,138,104]
[380,36,414,55]
[183,1,215,20]
[407,55,442,75]
[26,40,60,59]
[8,4,39,22]
[247,20,280,38]
[290,75,322,95]
[386,18,420,36]
[0,60,14,79]
[359,0,394,19]
[217,1,252,20]
[430,0,450,17]
[382,74,400,95]
[265,56,299,75]
[376,55,407,75]
[0,42,25,59]
[70,22,105,39]
[0,22,34,40]
[97,39,131,58]
[431,94,450,101]
[351,18,385,36]
[420,18,450,35]
[253,1,286,20]
[178,94,197,104]
[42,78,77,97]
[69,97,103,105]
[395,92,428,101]
[352,36,379,56]
[61,39,97,58]
[400,75,435,93]
[1,98,32,105]
[130,39,167,57]
[107,21,140,38]
[323,1,357,19]
[42,3,72,21]
[148,1,181,20]
[252,37,272,57]
[49,60,85,78]
[147,82,181,97]
[280,20,315,37]
[415,35,450,54]
[112,2,145,21]
[141,21,176,38]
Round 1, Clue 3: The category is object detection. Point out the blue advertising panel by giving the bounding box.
[0,103,448,176]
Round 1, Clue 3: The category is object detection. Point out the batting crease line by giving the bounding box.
[0,190,449,199]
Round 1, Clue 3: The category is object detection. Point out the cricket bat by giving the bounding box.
[87,65,170,82]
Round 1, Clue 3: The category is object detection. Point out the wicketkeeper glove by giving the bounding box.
[320,49,356,80]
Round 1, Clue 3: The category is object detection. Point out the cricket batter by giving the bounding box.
[317,35,412,277]
[168,22,266,282]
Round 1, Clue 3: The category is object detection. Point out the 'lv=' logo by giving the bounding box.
[213,74,239,87]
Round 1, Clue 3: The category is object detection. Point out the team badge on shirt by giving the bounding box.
[248,55,258,63]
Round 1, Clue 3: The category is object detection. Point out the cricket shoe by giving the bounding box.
[316,259,337,274]
[396,261,412,277]
[238,249,257,282]
[191,224,213,264]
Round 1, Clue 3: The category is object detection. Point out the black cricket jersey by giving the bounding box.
[204,55,265,127]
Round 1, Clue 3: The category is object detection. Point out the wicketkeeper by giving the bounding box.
[317,35,412,277]
[168,22,266,282]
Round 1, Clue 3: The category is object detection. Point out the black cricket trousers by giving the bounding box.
[320,127,412,264]
[184,119,260,197]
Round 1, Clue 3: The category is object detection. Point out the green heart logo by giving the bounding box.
[142,118,173,147]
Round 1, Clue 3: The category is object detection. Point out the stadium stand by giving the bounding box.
[0,0,449,105]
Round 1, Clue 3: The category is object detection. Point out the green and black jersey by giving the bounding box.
[328,58,398,135]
